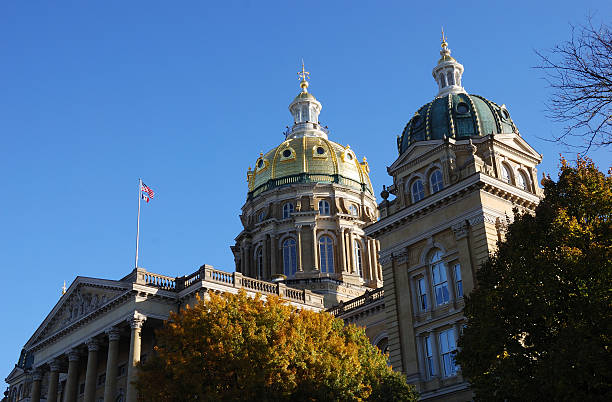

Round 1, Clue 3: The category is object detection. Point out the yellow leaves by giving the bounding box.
[136,289,409,401]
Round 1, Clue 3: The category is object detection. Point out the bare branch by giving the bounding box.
[535,17,612,152]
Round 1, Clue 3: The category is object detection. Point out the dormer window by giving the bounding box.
[349,205,358,216]
[430,170,444,193]
[501,164,512,184]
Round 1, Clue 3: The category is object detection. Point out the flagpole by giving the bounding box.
[135,178,142,269]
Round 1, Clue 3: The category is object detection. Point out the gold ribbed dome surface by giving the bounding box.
[247,137,373,199]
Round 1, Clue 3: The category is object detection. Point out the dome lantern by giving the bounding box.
[287,61,327,140]
[432,29,466,98]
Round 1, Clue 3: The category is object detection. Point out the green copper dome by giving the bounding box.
[397,93,518,154]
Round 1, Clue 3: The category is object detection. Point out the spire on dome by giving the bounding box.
[432,28,466,97]
[298,59,310,92]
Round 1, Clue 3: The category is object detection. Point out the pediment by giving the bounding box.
[389,140,443,172]
[25,277,130,348]
[5,365,24,383]
[494,134,542,161]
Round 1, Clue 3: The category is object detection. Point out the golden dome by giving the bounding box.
[247,136,373,200]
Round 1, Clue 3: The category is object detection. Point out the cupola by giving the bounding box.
[432,30,466,98]
[286,62,327,139]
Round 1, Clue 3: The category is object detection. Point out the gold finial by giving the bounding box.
[61,280,67,295]
[441,27,448,49]
[298,59,310,92]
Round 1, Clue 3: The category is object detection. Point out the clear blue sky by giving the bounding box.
[1,0,610,380]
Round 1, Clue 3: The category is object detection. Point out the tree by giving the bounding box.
[136,290,418,402]
[536,18,612,151]
[456,157,612,400]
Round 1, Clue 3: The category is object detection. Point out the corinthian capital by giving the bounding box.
[127,312,147,329]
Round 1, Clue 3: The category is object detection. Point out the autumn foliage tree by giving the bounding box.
[136,290,417,402]
[456,157,612,400]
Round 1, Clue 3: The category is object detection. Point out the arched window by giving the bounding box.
[439,73,446,88]
[354,240,363,277]
[430,170,444,193]
[430,250,449,305]
[318,200,330,215]
[349,205,358,216]
[501,164,512,184]
[447,71,454,86]
[258,211,266,222]
[282,238,297,277]
[517,170,529,191]
[319,236,334,273]
[255,247,263,279]
[376,337,389,355]
[412,179,425,202]
[282,202,294,219]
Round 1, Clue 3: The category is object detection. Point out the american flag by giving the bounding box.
[141,182,155,203]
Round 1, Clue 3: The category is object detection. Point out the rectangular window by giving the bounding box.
[79,383,85,395]
[97,373,106,387]
[417,278,428,311]
[439,329,458,377]
[432,263,449,305]
[425,336,435,377]
[454,264,463,298]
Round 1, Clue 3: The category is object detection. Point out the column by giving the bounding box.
[348,231,355,274]
[338,228,346,272]
[126,313,146,402]
[262,235,268,279]
[296,226,303,272]
[368,239,377,282]
[83,339,99,402]
[63,349,80,402]
[240,244,245,273]
[270,235,277,276]
[30,369,42,402]
[451,222,475,295]
[312,225,318,271]
[103,328,121,402]
[47,359,61,402]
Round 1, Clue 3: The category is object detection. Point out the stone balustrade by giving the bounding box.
[327,287,384,317]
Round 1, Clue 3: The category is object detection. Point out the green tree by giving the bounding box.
[136,290,418,402]
[457,157,612,400]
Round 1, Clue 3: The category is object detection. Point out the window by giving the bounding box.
[318,200,330,215]
[282,202,294,219]
[431,250,449,305]
[354,240,363,277]
[79,383,85,395]
[430,170,444,193]
[117,364,126,377]
[425,336,436,377]
[417,277,428,311]
[258,211,266,222]
[517,170,529,191]
[97,373,106,387]
[411,179,425,202]
[501,164,512,184]
[454,264,463,298]
[282,238,297,277]
[349,205,358,216]
[319,236,334,273]
[376,337,389,355]
[447,71,454,85]
[439,329,458,377]
[255,247,263,279]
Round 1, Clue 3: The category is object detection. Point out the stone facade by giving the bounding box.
[4,266,323,402]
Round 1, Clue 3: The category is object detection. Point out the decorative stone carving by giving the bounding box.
[128,313,146,329]
[451,222,469,240]
[67,349,80,362]
[49,358,62,373]
[86,338,100,352]
[31,369,43,381]
[106,327,121,341]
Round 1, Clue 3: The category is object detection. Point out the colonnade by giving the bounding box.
[28,313,146,402]
[238,224,382,286]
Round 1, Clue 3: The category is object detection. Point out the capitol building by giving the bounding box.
[4,37,543,402]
